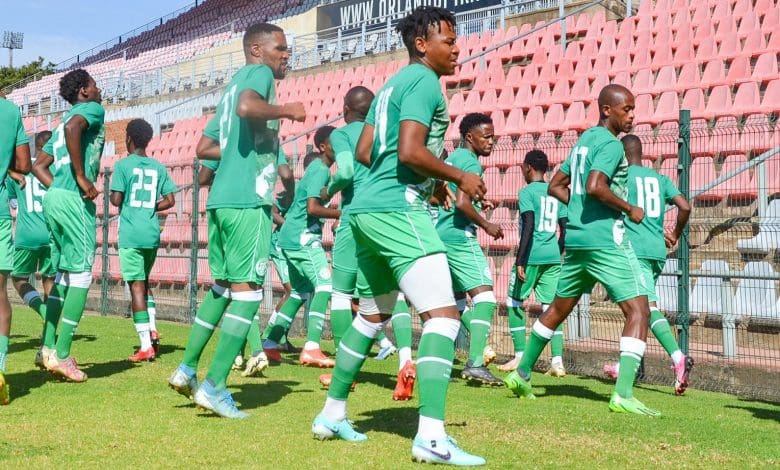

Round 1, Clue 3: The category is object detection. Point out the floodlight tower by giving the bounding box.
[2,31,24,68]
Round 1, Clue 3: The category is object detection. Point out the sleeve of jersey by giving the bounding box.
[462,158,481,176]
[589,141,623,177]
[663,174,681,202]
[398,75,441,126]
[160,167,178,195]
[364,98,377,126]
[203,115,219,140]
[74,102,105,129]
[559,158,571,176]
[201,159,219,171]
[277,145,288,166]
[14,111,29,146]
[42,133,54,155]
[306,165,329,199]
[246,66,274,101]
[109,162,126,193]
[327,129,355,196]
[518,187,533,213]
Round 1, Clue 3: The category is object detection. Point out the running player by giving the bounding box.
[0,90,33,403]
[602,135,693,395]
[436,112,504,386]
[168,23,305,418]
[504,84,661,416]
[110,119,176,362]
[497,150,568,376]
[311,7,487,465]
[33,69,104,383]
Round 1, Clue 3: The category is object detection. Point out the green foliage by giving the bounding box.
[0,57,56,92]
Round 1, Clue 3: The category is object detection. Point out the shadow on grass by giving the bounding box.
[153,343,183,359]
[231,380,303,410]
[539,383,606,402]
[82,358,136,379]
[354,370,396,389]
[356,406,419,438]
[5,369,52,400]
[8,337,42,354]
[725,398,780,423]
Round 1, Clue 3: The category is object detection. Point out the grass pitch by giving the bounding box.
[1,307,778,468]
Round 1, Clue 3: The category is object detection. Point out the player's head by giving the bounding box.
[303,151,320,170]
[59,69,101,105]
[598,84,634,135]
[459,112,494,157]
[621,134,643,165]
[34,130,52,153]
[125,119,154,153]
[522,149,549,183]
[396,6,459,76]
[343,86,374,124]
[244,23,289,79]
[314,125,335,162]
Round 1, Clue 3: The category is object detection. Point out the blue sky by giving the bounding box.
[0,0,195,67]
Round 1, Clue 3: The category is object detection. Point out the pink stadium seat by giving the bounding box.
[542,104,565,133]
[702,85,733,120]
[681,88,706,119]
[589,74,609,101]
[659,157,679,184]
[737,11,760,39]
[693,21,715,46]
[523,107,544,136]
[691,156,720,202]
[499,166,524,204]
[496,86,515,112]
[740,114,779,155]
[490,111,506,137]
[445,115,462,142]
[715,16,737,43]
[569,77,590,103]
[652,91,680,125]
[708,116,743,156]
[512,84,533,111]
[761,9,780,35]
[483,168,502,204]
[464,91,481,114]
[612,71,631,89]
[742,29,767,58]
[720,154,757,201]
[504,108,525,137]
[751,52,778,85]
[632,68,654,96]
[549,80,572,106]
[731,82,761,117]
[652,66,678,95]
[760,80,780,114]
[652,45,674,69]
[675,63,701,93]
[631,50,652,71]
[449,92,465,117]
[672,42,695,67]
[520,65,540,86]
[718,34,741,61]
[689,119,710,158]
[725,56,751,84]
[505,66,522,88]
[633,94,655,125]
[479,89,498,114]
[563,101,589,133]
[610,54,631,78]
[654,122,680,159]
[700,60,727,89]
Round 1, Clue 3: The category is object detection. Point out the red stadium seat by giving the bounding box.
[731,82,761,117]
[563,101,589,133]
[691,156,721,202]
[702,85,732,120]
[496,87,515,112]
[760,80,780,114]
[652,91,681,125]
[504,108,525,137]
[751,52,778,85]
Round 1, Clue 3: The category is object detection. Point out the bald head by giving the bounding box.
[343,86,374,123]
[597,84,635,135]
[621,134,642,165]
[598,84,633,111]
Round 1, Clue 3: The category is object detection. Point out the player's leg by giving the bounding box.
[330,221,358,350]
[0,220,14,404]
[390,292,413,369]
[11,248,46,319]
[39,195,66,367]
[262,250,308,363]
[146,287,159,353]
[531,265,566,377]
[120,248,155,362]
[498,270,526,372]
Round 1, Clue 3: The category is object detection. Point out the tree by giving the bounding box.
[0,57,56,92]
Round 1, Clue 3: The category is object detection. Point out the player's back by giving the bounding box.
[8,163,48,249]
[519,181,567,264]
[277,158,330,249]
[626,164,679,260]
[331,121,368,214]
[0,99,25,161]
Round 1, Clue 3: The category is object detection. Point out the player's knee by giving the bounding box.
[472,290,496,306]
[359,292,397,315]
[399,253,455,314]
[332,290,352,310]
[65,272,92,288]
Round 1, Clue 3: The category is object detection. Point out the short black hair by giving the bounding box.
[35,130,52,149]
[244,23,284,50]
[524,150,548,172]
[313,125,335,149]
[59,69,92,105]
[126,119,154,149]
[396,6,456,57]
[303,151,320,170]
[459,112,493,139]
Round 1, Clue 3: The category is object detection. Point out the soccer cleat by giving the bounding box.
[312,413,367,442]
[47,356,87,382]
[300,348,335,368]
[232,355,245,371]
[496,356,520,372]
[411,435,486,466]
[263,347,283,364]
[673,355,694,396]
[393,360,416,401]
[194,385,249,419]
[0,371,9,405]
[318,373,356,391]
[503,370,535,399]
[461,361,503,386]
[168,366,198,399]
[150,330,160,355]
[34,346,55,370]
[482,346,497,366]
[242,351,269,377]
[279,340,302,354]
[375,344,397,360]
[128,347,156,362]
[603,362,619,380]
[545,363,566,377]
[608,392,661,416]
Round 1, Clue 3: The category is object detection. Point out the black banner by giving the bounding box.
[317,0,503,31]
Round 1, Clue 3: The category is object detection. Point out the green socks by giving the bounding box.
[55,282,90,360]
[147,295,157,332]
[649,308,681,360]
[305,291,331,346]
[21,288,46,320]
[330,291,353,350]
[264,294,304,344]
[417,317,459,420]
[550,324,564,359]
[246,314,262,354]
[0,335,8,372]
[615,337,646,399]
[466,293,495,366]
[329,315,381,400]
[517,321,555,377]
[181,285,231,370]
[507,300,526,354]
[392,296,413,366]
[42,278,67,349]
[205,291,261,390]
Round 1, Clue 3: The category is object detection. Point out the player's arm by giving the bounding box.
[236,89,305,122]
[32,151,55,188]
[548,170,570,205]
[198,166,215,186]
[272,204,285,226]
[454,189,502,239]
[355,124,374,167]
[109,190,124,208]
[195,135,220,161]
[156,193,175,212]
[278,163,294,208]
[398,121,485,199]
[514,211,535,281]
[307,196,341,219]
[327,131,355,196]
[7,170,25,189]
[666,195,691,248]
[11,117,31,175]
[64,114,97,200]
[585,170,643,223]
[557,216,568,254]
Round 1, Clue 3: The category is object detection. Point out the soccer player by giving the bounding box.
[110,119,176,362]
[497,150,568,376]
[8,131,55,331]
[33,69,104,383]
[312,7,487,465]
[436,112,504,386]
[0,91,33,403]
[264,127,341,368]
[318,86,416,400]
[602,135,693,395]
[168,23,305,418]
[504,84,661,416]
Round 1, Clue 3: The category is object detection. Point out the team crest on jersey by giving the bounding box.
[255,259,268,277]
[319,267,331,280]
[612,220,625,245]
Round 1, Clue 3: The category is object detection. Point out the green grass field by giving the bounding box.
[1,306,778,468]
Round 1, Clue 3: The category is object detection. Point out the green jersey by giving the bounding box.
[202,64,287,209]
[110,153,177,249]
[626,165,681,260]
[8,163,48,249]
[0,98,30,220]
[349,63,449,213]
[436,148,483,242]
[329,121,368,215]
[559,126,628,250]
[518,181,568,265]
[277,158,331,250]
[43,101,105,195]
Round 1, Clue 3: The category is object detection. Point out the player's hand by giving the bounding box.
[16,177,26,190]
[77,175,98,200]
[456,172,486,202]
[430,181,449,209]
[486,222,504,240]
[284,102,306,122]
[664,232,679,249]
[516,265,526,282]
[627,205,644,224]
[320,187,332,203]
[481,199,495,210]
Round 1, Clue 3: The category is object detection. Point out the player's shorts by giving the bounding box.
[43,188,96,273]
[12,246,55,278]
[444,238,493,292]
[119,247,157,282]
[283,242,332,294]
[508,263,560,305]
[0,220,14,272]
[207,206,272,285]
[269,235,289,285]
[332,220,358,294]
[352,210,446,297]
[637,257,666,303]
[555,243,648,303]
